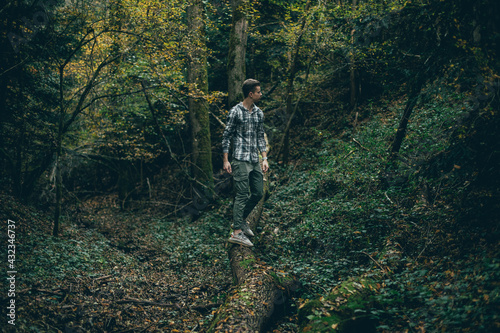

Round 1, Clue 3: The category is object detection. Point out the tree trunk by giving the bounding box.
[349,48,358,110]
[187,0,214,200]
[208,170,298,332]
[117,159,134,209]
[280,0,312,164]
[53,151,62,237]
[13,114,25,199]
[227,0,249,108]
[349,0,359,110]
[389,75,425,159]
[279,54,314,166]
[389,92,419,157]
[53,65,65,237]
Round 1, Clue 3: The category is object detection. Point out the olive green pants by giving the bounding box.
[232,159,264,230]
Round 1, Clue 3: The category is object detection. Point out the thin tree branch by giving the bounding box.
[210,111,226,129]
[62,53,121,134]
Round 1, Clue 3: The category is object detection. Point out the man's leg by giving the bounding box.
[232,160,251,231]
[242,163,264,220]
[229,160,254,246]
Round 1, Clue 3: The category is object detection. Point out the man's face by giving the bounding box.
[250,86,262,102]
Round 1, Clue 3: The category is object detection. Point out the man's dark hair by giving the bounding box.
[242,79,261,98]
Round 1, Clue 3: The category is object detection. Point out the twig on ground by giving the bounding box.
[384,191,395,205]
[95,274,115,282]
[362,251,390,274]
[191,302,223,312]
[352,138,369,151]
[116,297,181,308]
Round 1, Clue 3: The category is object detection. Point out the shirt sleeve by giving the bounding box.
[221,108,237,153]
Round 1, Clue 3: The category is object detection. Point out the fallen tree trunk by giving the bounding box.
[208,174,297,332]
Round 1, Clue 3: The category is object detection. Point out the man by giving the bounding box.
[222,79,269,247]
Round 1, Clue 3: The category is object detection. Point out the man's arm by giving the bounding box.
[222,108,237,174]
[261,151,269,173]
[221,110,236,154]
[223,152,232,174]
[257,112,269,173]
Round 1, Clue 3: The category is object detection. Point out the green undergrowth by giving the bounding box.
[260,82,500,332]
[0,194,234,332]
[149,203,232,271]
[0,196,128,288]
[0,196,233,292]
[298,276,379,333]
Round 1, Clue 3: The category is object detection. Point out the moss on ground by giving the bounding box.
[298,277,378,332]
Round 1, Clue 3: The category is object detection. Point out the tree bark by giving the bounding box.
[187,0,214,200]
[227,0,249,108]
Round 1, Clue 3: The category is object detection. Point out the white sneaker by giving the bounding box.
[228,231,254,247]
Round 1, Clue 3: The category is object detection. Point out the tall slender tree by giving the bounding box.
[187,0,214,200]
[279,0,312,164]
[349,0,359,110]
[227,0,249,108]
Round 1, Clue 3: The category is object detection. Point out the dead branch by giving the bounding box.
[210,111,226,128]
[116,297,181,308]
[191,302,223,312]
[352,138,369,151]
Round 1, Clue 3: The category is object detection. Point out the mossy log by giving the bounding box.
[208,173,297,333]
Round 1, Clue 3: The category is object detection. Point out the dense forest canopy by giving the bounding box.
[1,0,499,332]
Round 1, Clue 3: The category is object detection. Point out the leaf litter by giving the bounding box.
[1,193,233,332]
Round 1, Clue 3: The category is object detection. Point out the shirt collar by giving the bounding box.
[239,102,257,113]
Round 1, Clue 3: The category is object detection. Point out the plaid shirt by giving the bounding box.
[222,103,267,163]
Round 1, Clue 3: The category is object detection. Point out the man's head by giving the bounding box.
[242,79,262,100]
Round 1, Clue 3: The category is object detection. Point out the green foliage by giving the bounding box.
[298,277,378,332]
[20,224,132,285]
[263,76,499,331]
[147,200,231,271]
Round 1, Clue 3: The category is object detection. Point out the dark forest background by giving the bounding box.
[1,0,499,332]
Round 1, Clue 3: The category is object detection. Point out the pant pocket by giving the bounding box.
[232,160,248,182]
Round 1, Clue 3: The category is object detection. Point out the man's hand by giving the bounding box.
[223,160,232,174]
[262,160,269,173]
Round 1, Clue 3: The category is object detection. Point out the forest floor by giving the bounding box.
[2,192,290,333]
[2,152,499,333]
